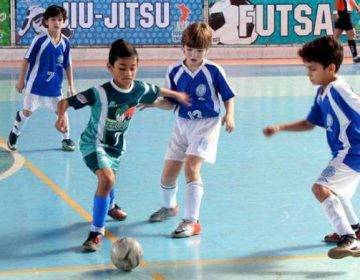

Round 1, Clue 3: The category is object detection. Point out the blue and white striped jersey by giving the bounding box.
[307,76,360,171]
[165,59,235,119]
[24,31,71,97]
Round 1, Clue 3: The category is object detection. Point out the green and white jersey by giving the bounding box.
[68,79,160,158]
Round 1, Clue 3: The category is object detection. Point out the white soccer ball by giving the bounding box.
[110,237,143,272]
[209,0,258,45]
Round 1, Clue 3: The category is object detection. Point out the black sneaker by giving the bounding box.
[62,139,75,151]
[82,231,103,252]
[353,56,360,63]
[7,132,18,151]
[328,235,360,259]
[108,204,127,221]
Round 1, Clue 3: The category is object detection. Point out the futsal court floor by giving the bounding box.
[1,59,360,280]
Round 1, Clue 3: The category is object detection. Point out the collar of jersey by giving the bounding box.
[110,79,134,93]
[45,30,63,48]
[320,76,343,101]
[181,59,207,78]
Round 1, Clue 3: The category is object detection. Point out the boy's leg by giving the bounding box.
[107,187,127,221]
[325,196,360,242]
[346,29,360,62]
[8,92,39,150]
[82,167,114,252]
[8,110,31,150]
[149,160,182,222]
[313,182,360,259]
[171,155,203,238]
[51,97,75,151]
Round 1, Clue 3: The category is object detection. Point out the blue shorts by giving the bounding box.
[83,151,121,173]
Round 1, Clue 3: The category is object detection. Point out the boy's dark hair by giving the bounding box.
[181,22,212,49]
[43,5,67,22]
[108,39,138,66]
[298,35,343,72]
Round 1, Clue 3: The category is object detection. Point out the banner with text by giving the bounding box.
[15,0,203,46]
[208,0,356,45]
[0,0,10,46]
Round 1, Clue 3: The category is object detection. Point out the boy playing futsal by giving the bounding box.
[263,35,360,259]
[145,22,236,238]
[55,39,190,252]
[7,5,76,152]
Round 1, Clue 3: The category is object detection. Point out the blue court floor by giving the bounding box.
[1,63,360,279]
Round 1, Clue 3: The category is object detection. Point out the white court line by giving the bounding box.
[0,140,24,180]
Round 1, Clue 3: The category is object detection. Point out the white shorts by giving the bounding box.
[315,157,360,199]
[23,92,61,113]
[165,117,221,164]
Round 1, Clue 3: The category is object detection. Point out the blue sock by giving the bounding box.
[92,195,110,228]
[109,188,115,208]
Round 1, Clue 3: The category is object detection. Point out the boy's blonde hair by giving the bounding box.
[181,22,212,49]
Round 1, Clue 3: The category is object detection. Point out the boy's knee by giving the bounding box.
[312,183,332,202]
[21,110,32,118]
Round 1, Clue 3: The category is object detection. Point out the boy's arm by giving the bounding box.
[15,59,29,93]
[263,119,315,137]
[222,98,235,133]
[159,87,191,106]
[55,99,70,133]
[65,65,75,96]
[137,98,174,111]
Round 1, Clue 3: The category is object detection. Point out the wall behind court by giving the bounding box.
[0,0,356,47]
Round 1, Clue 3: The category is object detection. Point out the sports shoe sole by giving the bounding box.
[328,248,360,259]
[7,141,17,151]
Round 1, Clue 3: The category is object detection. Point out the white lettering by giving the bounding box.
[294,5,312,36]
[255,5,274,36]
[314,4,333,35]
[276,5,292,36]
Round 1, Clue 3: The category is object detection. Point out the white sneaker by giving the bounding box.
[328,235,360,259]
[171,219,201,238]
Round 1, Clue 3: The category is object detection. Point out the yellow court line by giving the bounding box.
[23,158,118,243]
[0,253,328,276]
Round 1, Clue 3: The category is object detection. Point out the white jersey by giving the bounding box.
[307,76,360,171]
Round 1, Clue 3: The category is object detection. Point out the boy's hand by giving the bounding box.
[263,125,280,137]
[15,80,25,93]
[55,115,68,133]
[175,92,191,106]
[67,86,76,97]
[222,113,235,133]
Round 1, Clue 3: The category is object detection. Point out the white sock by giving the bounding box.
[12,111,29,135]
[183,181,204,222]
[160,183,178,209]
[61,112,70,139]
[339,196,359,226]
[322,195,354,236]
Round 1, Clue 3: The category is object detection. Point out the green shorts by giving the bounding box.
[83,150,121,174]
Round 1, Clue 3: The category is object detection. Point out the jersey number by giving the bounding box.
[46,71,55,82]
[187,110,202,119]
[114,132,121,146]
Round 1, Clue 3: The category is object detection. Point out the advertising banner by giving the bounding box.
[15,0,204,46]
[208,0,357,45]
[0,0,10,46]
